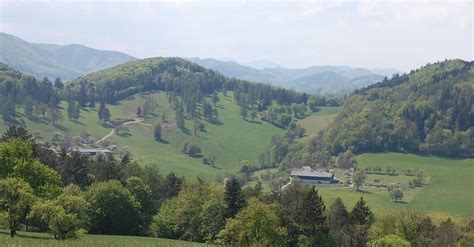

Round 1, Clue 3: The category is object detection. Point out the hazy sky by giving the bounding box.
[1,0,472,71]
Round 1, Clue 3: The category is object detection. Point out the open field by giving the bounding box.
[0,230,210,247]
[296,106,341,141]
[310,153,474,222]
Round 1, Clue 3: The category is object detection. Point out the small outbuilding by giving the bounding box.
[290,166,335,184]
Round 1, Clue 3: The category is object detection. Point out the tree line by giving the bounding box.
[1,125,472,246]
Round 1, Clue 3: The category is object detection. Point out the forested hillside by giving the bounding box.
[68,57,309,109]
[310,59,473,157]
[0,33,136,80]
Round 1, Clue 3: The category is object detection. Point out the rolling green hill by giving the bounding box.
[0,59,313,180]
[0,33,136,80]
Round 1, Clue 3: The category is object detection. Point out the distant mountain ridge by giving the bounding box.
[187,57,399,95]
[0,32,136,80]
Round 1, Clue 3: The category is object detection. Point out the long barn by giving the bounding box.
[290,166,335,184]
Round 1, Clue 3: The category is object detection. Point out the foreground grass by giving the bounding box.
[0,230,210,247]
[311,153,473,222]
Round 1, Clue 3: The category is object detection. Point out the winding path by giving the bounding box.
[96,118,152,143]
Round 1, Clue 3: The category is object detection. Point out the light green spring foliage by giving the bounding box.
[28,184,89,240]
[0,140,62,197]
[151,179,225,243]
[217,198,287,247]
[0,177,36,236]
[368,234,411,247]
[86,180,140,236]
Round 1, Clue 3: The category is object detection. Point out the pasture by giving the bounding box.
[312,153,473,222]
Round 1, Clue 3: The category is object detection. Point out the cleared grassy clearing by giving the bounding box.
[296,106,341,141]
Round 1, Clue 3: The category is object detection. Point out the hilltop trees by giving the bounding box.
[310,60,474,158]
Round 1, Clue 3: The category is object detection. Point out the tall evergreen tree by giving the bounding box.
[350,197,374,247]
[328,197,350,245]
[224,177,245,218]
[302,186,327,236]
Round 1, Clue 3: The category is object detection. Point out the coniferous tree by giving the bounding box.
[67,100,76,120]
[302,186,327,236]
[224,177,245,218]
[154,124,162,141]
[350,197,373,247]
[136,106,142,117]
[328,197,350,245]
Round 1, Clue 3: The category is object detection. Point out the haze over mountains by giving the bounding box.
[188,57,399,94]
[0,33,136,80]
[1,32,400,94]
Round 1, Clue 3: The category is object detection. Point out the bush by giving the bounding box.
[187,143,202,157]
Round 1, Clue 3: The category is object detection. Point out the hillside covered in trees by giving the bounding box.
[68,57,309,106]
[309,59,473,158]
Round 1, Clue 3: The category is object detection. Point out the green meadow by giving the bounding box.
[0,230,210,247]
[296,106,341,141]
[311,153,473,222]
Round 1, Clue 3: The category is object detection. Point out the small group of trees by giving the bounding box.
[97,101,111,125]
[181,141,202,157]
[67,100,81,121]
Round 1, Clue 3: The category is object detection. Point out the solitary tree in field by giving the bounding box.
[353,170,366,191]
[154,124,162,141]
[136,106,142,117]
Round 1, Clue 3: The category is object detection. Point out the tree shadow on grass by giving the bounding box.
[71,119,86,126]
[156,139,170,144]
[0,231,53,240]
[392,201,408,204]
[243,118,262,124]
[354,189,373,194]
[53,123,69,132]
[181,127,192,136]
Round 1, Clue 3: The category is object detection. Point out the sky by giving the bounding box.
[0,0,472,71]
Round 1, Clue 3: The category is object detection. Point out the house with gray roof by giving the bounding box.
[290,166,335,184]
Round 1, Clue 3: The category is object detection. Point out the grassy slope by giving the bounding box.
[0,91,283,179]
[312,153,473,222]
[0,230,210,247]
[296,107,341,141]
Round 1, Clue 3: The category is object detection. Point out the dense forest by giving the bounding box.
[1,126,472,246]
[308,59,473,158]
